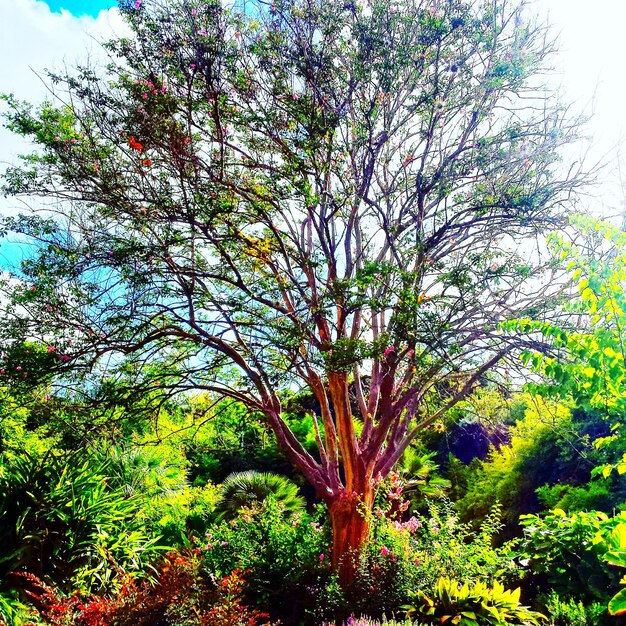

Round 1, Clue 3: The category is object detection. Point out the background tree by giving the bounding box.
[0,0,589,583]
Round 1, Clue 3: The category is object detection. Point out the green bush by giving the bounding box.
[0,450,160,592]
[104,443,219,545]
[320,501,522,624]
[201,496,329,623]
[455,397,573,532]
[408,501,520,591]
[214,470,305,522]
[519,509,622,605]
[536,482,615,514]
[543,592,605,626]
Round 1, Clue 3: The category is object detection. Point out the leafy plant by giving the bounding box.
[202,497,329,623]
[214,471,305,522]
[0,450,160,592]
[456,396,576,532]
[399,447,450,509]
[600,522,626,616]
[408,501,520,591]
[543,592,605,626]
[406,577,544,625]
[0,589,34,625]
[519,509,624,606]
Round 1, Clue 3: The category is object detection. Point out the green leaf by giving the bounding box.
[609,588,626,616]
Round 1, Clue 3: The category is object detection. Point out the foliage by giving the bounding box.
[504,218,626,478]
[0,449,161,592]
[315,500,521,623]
[0,589,35,626]
[455,396,607,533]
[408,501,520,591]
[201,497,329,622]
[543,592,605,626]
[0,340,58,396]
[406,576,544,625]
[536,481,616,514]
[518,509,623,605]
[398,447,451,510]
[103,442,220,544]
[27,552,270,625]
[214,470,305,522]
[599,521,626,616]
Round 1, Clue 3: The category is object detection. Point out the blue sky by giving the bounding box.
[42,0,117,17]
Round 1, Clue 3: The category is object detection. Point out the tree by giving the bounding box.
[0,0,589,583]
[509,218,626,476]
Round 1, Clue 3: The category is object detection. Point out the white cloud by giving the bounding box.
[1,0,126,101]
[0,0,129,203]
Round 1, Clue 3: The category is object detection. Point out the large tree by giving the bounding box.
[0,0,588,582]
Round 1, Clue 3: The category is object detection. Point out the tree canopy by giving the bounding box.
[0,0,590,580]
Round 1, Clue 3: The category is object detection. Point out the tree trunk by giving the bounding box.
[328,484,375,587]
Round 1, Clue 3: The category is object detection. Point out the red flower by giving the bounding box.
[128,136,144,152]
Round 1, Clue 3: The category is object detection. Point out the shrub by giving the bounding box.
[0,450,160,592]
[518,509,621,604]
[0,589,34,625]
[455,397,573,532]
[322,501,522,624]
[214,471,305,522]
[407,577,544,625]
[201,497,329,623]
[543,592,605,626]
[408,501,520,591]
[26,552,270,626]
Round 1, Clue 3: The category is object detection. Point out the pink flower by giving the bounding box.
[407,349,415,358]
[384,346,395,358]
[319,553,325,561]
[47,346,55,353]
[134,0,141,8]
[16,366,22,371]
[380,546,390,556]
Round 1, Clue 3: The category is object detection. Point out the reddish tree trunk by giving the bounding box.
[328,483,375,587]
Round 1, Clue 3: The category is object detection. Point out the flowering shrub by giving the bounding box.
[201,496,329,623]
[409,501,520,590]
[25,552,269,625]
[322,499,521,623]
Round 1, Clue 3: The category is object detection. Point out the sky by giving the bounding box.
[0,0,626,224]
